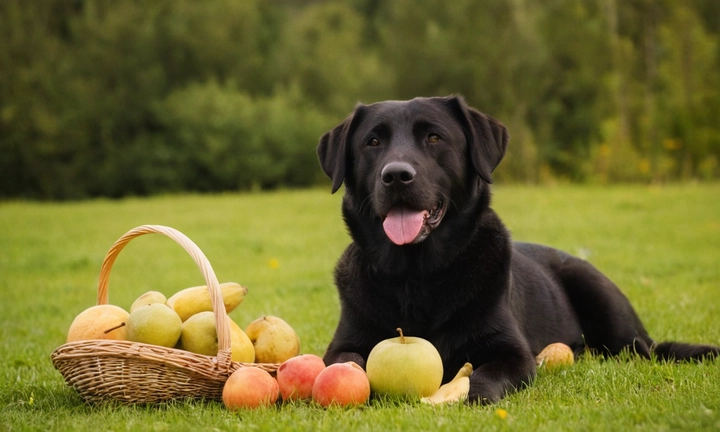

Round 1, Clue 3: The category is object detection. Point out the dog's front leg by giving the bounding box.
[467,351,536,404]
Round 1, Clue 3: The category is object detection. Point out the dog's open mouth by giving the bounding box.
[382,201,446,245]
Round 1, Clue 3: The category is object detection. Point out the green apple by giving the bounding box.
[365,328,444,398]
[126,303,182,347]
[130,290,167,313]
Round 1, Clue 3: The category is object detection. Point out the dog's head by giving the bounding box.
[317,96,508,246]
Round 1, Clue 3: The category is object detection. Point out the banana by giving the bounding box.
[420,362,473,405]
[166,282,247,321]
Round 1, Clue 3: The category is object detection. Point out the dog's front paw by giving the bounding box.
[466,370,512,405]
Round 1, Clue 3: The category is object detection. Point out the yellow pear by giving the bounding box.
[167,282,247,322]
[245,316,300,364]
[66,304,129,343]
[130,291,167,313]
[228,318,255,363]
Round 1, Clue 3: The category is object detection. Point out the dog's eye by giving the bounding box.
[427,134,441,144]
[367,138,380,147]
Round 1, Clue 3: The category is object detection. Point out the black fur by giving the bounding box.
[316,96,718,404]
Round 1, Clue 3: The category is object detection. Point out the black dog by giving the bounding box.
[316,96,718,404]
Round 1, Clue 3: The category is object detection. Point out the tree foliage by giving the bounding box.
[1,0,719,199]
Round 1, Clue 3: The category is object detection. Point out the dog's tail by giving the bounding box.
[652,341,719,362]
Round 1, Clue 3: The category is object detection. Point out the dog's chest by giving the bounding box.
[370,276,462,334]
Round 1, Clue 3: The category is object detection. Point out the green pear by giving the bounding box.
[130,290,167,313]
[180,311,218,356]
[126,303,182,348]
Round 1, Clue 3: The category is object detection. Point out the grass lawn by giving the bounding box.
[1,184,719,431]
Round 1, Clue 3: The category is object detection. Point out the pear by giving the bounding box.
[228,318,255,363]
[66,304,129,343]
[180,311,218,356]
[245,316,300,364]
[179,311,255,362]
[126,303,182,348]
[130,291,167,313]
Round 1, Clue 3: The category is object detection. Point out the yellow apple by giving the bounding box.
[365,328,444,398]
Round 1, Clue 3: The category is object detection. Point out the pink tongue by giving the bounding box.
[383,207,427,245]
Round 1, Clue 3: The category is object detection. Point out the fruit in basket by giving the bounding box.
[66,304,129,343]
[277,354,326,401]
[180,311,255,361]
[222,366,280,410]
[126,303,182,348]
[312,361,370,407]
[245,316,300,364]
[130,291,167,313]
[365,328,444,398]
[180,311,218,356]
[166,282,247,322]
[228,318,255,363]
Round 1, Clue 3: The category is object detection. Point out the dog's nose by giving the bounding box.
[381,162,416,186]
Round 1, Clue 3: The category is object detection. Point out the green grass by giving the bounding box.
[1,184,719,431]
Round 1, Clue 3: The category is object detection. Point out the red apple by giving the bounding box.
[222,367,279,410]
[312,361,370,407]
[277,354,326,402]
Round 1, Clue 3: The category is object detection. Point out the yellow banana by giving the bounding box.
[167,282,247,322]
[420,362,473,405]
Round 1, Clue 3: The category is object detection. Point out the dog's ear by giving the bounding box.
[317,105,367,193]
[445,96,508,184]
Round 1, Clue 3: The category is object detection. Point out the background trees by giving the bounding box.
[2,0,718,199]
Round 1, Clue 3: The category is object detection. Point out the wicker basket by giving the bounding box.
[51,224,278,404]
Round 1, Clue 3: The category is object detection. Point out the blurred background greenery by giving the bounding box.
[2,0,719,200]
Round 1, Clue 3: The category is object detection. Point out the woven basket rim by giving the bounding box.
[51,224,279,403]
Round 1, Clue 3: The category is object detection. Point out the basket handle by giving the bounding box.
[96,225,232,363]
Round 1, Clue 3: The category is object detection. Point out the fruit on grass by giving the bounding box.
[536,342,574,371]
[228,318,255,363]
[130,291,167,313]
[126,303,182,348]
[365,328,444,398]
[421,362,473,404]
[276,354,326,401]
[166,282,247,322]
[245,316,300,364]
[222,366,279,410]
[66,304,129,343]
[312,361,370,407]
